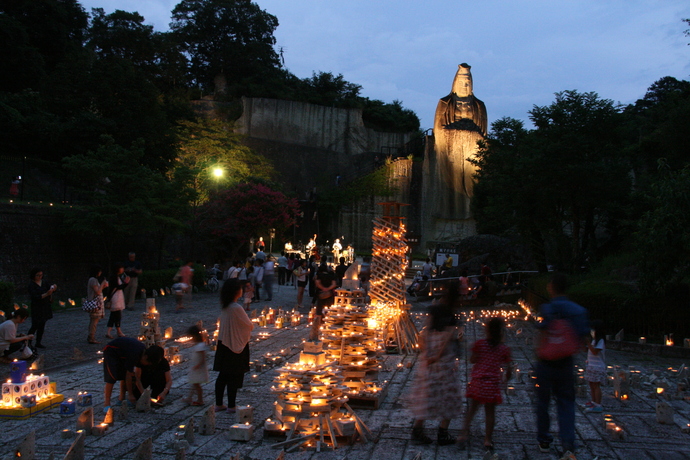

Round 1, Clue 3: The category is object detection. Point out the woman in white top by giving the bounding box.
[106,264,129,339]
[213,279,253,413]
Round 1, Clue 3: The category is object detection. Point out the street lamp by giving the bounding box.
[213,167,223,178]
[269,228,276,254]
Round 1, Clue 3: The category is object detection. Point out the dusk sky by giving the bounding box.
[80,0,690,130]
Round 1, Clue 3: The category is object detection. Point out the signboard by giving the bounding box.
[435,253,459,268]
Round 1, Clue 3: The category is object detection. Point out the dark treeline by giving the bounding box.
[0,0,419,268]
[471,74,690,336]
[1,0,419,165]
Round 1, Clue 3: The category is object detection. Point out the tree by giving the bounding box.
[471,117,553,270]
[623,77,690,174]
[299,71,362,107]
[170,0,281,93]
[472,91,631,272]
[635,160,690,293]
[174,118,275,205]
[61,137,190,265]
[197,182,299,258]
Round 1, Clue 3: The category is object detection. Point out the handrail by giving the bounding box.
[417,271,539,283]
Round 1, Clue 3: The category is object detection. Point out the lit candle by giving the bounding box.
[60,398,76,415]
[77,392,92,407]
[228,423,254,441]
[91,423,108,436]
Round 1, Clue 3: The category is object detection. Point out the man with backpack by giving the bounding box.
[534,273,590,460]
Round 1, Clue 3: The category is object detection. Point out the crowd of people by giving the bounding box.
[98,278,252,415]
[410,273,592,460]
[0,244,596,460]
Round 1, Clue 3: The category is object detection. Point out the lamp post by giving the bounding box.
[269,228,276,255]
[212,167,223,192]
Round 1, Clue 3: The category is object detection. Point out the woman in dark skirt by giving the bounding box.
[27,267,56,349]
[213,279,254,413]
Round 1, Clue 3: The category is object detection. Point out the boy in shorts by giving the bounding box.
[102,337,163,410]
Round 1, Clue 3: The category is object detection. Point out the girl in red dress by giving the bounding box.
[458,317,512,453]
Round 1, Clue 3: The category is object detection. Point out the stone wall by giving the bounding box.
[336,159,414,249]
[236,97,412,156]
[0,204,165,301]
[0,204,101,301]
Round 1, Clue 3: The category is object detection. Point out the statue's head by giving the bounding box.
[451,63,473,97]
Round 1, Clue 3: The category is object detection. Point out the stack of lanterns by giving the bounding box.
[138,300,182,365]
[320,284,385,404]
[138,301,164,347]
[368,204,419,353]
[0,359,63,419]
[267,351,369,448]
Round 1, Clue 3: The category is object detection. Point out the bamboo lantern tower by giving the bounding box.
[268,355,372,449]
[320,270,386,406]
[369,202,418,353]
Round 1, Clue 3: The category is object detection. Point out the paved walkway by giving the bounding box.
[1,283,689,459]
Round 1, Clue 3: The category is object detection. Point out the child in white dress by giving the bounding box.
[184,325,209,406]
[584,320,606,413]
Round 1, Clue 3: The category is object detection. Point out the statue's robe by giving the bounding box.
[422,64,487,242]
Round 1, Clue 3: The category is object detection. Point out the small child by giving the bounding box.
[242,281,254,312]
[184,325,209,406]
[584,320,606,413]
[458,317,512,453]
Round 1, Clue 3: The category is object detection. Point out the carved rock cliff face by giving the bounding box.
[422,63,487,245]
[236,97,412,156]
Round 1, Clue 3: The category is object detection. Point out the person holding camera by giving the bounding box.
[27,267,56,349]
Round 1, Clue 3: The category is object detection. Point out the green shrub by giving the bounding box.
[0,281,15,314]
[138,269,179,295]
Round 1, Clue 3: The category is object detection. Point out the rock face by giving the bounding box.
[422,63,487,245]
[235,98,412,157]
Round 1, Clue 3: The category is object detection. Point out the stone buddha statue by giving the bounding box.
[434,63,487,137]
[422,63,487,242]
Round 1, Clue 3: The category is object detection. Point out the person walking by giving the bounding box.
[286,253,296,286]
[408,283,464,445]
[277,252,288,286]
[27,267,56,349]
[252,259,264,302]
[263,256,275,301]
[457,318,512,454]
[105,264,129,339]
[86,266,108,344]
[295,259,309,310]
[174,260,193,312]
[214,279,253,413]
[309,264,336,341]
[535,273,589,459]
[123,252,142,311]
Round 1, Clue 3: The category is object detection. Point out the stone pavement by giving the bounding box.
[1,283,689,460]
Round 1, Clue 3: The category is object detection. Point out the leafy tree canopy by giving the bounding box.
[472,91,630,272]
[197,182,299,257]
[635,160,690,293]
[174,118,274,205]
[61,136,190,261]
[170,0,281,93]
